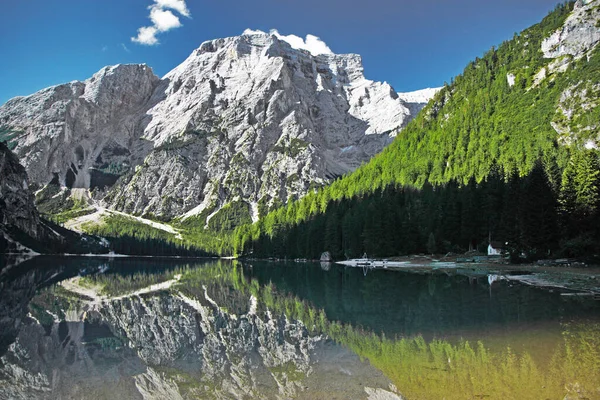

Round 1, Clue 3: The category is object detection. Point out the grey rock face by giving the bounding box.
[0,143,107,254]
[0,142,40,241]
[542,0,600,59]
[1,64,160,190]
[539,0,600,147]
[552,81,600,148]
[0,32,433,222]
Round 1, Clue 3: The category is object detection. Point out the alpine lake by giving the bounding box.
[0,256,599,399]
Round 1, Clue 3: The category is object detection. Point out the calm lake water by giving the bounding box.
[0,257,599,399]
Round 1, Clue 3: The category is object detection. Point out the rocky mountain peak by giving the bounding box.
[0,30,437,225]
[81,64,159,108]
[0,63,161,189]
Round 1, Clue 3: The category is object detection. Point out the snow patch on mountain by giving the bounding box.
[397,87,441,105]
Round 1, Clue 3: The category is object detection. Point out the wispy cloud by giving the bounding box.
[121,43,131,53]
[132,0,190,46]
[101,45,108,52]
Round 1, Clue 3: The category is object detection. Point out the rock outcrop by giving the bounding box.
[0,64,161,190]
[539,0,600,148]
[0,142,107,254]
[0,31,436,224]
[0,141,41,244]
[542,0,600,60]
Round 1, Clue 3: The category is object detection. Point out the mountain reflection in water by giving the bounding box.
[0,257,599,399]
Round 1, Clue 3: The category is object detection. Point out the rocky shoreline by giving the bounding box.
[368,255,600,296]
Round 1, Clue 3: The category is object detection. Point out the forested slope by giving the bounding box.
[231,2,600,260]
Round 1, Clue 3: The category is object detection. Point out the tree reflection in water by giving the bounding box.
[0,258,598,399]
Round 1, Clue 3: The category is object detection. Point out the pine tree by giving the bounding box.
[574,149,600,220]
[559,153,579,237]
[520,160,558,257]
[426,232,437,255]
[324,209,342,258]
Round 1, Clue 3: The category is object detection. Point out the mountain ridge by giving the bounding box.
[0,31,437,228]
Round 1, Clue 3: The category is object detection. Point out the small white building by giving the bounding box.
[488,241,506,256]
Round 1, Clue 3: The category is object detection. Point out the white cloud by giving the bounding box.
[242,29,333,56]
[302,34,333,55]
[131,0,190,46]
[150,8,181,32]
[154,0,190,17]
[132,26,159,45]
[121,43,131,53]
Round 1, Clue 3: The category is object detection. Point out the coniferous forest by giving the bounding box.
[235,158,599,261]
[230,2,600,261]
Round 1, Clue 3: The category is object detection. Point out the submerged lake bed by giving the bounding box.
[0,256,599,399]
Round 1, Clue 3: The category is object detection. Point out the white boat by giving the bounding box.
[337,254,373,267]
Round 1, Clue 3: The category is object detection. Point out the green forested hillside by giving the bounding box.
[231,2,600,260]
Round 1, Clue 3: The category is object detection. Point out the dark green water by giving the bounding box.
[244,261,600,338]
[0,256,599,399]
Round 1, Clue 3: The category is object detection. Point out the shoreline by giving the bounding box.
[3,252,600,296]
[332,255,600,296]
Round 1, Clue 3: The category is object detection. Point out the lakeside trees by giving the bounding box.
[233,153,599,260]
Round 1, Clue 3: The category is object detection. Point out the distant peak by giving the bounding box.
[242,29,266,36]
[242,28,333,56]
[92,63,153,78]
[396,87,442,104]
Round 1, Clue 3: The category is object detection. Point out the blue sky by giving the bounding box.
[0,0,561,106]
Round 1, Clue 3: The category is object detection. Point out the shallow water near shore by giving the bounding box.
[1,256,599,399]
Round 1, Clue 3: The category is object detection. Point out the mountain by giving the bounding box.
[233,1,600,260]
[0,142,44,252]
[0,31,436,228]
[396,87,442,115]
[0,142,106,255]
